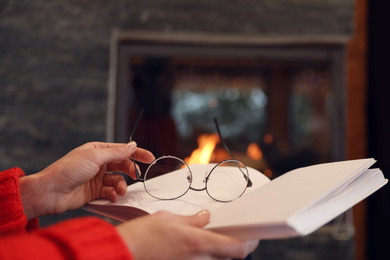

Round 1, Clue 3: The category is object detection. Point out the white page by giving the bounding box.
[86,164,270,218]
[288,168,387,235]
[205,159,376,230]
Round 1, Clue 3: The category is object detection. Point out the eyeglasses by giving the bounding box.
[129,110,252,202]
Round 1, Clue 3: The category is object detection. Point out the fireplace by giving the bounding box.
[108,31,347,178]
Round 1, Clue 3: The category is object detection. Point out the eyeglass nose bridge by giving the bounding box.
[188,171,208,192]
[189,186,207,192]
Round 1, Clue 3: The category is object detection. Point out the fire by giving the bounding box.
[185,135,266,170]
[185,133,272,177]
[246,143,263,160]
[184,133,220,164]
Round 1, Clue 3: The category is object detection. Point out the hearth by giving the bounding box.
[108,31,347,178]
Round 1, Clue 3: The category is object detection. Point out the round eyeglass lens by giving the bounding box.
[206,160,249,202]
[144,156,192,200]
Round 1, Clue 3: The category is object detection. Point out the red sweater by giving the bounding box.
[0,168,134,260]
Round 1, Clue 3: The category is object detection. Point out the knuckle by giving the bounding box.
[154,210,171,218]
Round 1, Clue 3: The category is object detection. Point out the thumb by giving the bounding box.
[94,141,137,164]
[180,210,211,228]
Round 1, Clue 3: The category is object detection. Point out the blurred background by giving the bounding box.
[1,0,389,259]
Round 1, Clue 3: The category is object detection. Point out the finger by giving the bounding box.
[106,159,140,180]
[103,174,127,196]
[183,210,211,228]
[156,210,211,228]
[149,211,257,259]
[91,142,138,166]
[86,142,128,149]
[193,230,258,259]
[107,159,134,174]
[132,148,155,163]
[172,211,258,259]
[243,240,260,255]
[86,142,155,164]
[99,186,121,201]
[71,142,127,152]
[75,142,154,166]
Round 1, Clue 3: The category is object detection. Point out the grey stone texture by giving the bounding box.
[0,0,354,173]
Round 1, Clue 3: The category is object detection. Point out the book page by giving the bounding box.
[86,163,270,220]
[288,168,387,235]
[205,159,377,231]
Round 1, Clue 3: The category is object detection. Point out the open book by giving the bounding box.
[84,158,387,240]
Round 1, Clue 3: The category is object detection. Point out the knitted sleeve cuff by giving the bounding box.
[0,167,39,236]
[0,217,133,260]
[40,217,134,260]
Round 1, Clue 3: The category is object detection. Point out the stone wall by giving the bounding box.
[0,0,354,173]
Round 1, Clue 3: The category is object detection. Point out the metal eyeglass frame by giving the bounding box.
[129,109,253,202]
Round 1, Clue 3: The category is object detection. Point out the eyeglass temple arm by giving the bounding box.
[213,118,253,187]
[129,109,144,180]
[129,109,144,142]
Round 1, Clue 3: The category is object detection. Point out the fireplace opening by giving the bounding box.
[108,32,346,179]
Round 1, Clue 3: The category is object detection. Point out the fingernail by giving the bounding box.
[126,141,137,149]
[197,210,209,216]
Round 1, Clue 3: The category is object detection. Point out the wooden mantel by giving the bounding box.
[347,0,369,259]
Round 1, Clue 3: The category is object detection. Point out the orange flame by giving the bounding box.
[246,143,263,160]
[184,133,220,164]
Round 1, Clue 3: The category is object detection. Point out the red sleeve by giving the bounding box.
[0,168,134,260]
[0,168,39,235]
[0,217,134,260]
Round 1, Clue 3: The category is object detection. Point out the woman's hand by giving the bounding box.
[116,210,259,260]
[20,141,154,219]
